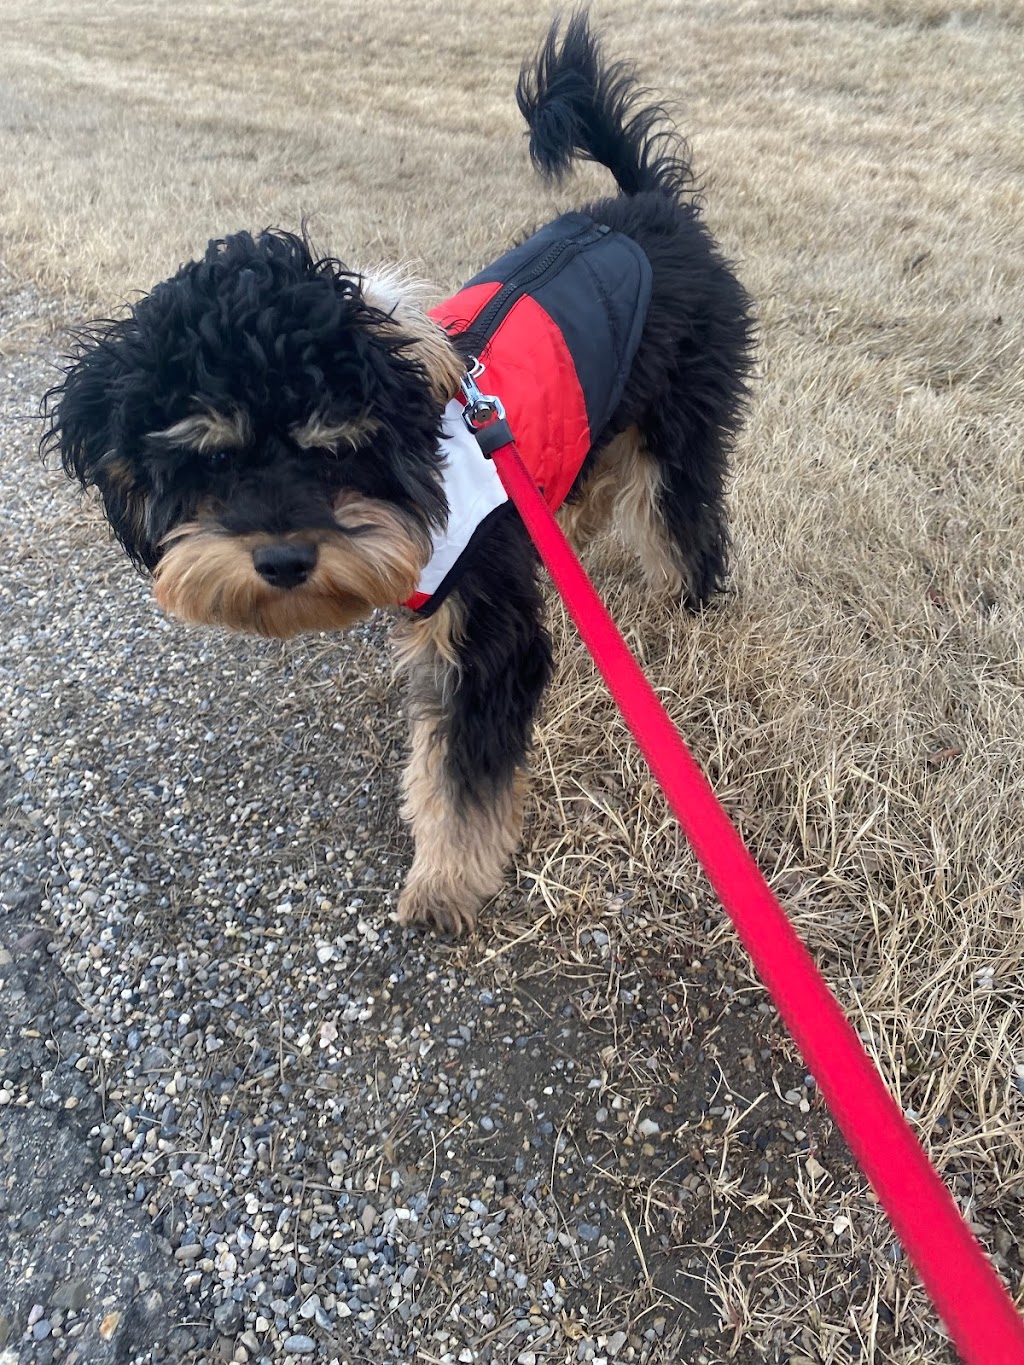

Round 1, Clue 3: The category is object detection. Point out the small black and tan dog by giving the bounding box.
[43,12,753,935]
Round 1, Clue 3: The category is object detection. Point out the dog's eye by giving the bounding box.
[206,449,230,470]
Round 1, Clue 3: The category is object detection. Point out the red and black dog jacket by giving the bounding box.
[405,212,652,614]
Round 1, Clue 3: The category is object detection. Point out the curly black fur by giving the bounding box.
[516,8,697,199]
[42,230,447,569]
[443,508,554,803]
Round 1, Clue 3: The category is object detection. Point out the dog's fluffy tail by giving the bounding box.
[516,9,695,199]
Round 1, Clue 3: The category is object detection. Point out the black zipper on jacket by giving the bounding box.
[469,220,610,342]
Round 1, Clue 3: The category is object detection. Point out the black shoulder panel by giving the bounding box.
[463,213,652,445]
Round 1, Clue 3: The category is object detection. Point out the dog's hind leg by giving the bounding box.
[558,440,621,551]
[634,394,733,610]
[589,425,695,599]
[568,424,695,599]
[393,528,553,935]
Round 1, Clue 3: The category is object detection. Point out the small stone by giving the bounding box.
[805,1155,828,1182]
[32,1319,52,1341]
[51,1281,89,1312]
[99,1311,121,1341]
[283,1334,316,1354]
[993,1226,1014,1257]
[577,1222,600,1243]
[214,1299,243,1335]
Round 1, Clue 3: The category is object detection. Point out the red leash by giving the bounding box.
[472,409,1024,1362]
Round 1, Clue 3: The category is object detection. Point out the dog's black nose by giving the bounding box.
[252,542,318,589]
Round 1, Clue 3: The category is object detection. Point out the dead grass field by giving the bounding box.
[2,0,1023,1360]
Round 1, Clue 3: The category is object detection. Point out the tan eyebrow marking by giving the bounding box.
[152,410,251,452]
[290,412,380,451]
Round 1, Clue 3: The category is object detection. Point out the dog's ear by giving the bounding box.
[42,327,158,570]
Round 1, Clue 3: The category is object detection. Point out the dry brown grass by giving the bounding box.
[3,0,1024,1358]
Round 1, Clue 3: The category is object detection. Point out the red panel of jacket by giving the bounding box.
[428,282,592,512]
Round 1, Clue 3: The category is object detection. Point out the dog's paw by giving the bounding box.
[397,880,479,937]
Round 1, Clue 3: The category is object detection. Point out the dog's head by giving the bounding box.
[42,230,465,636]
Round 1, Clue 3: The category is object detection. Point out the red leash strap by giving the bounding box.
[489,435,1024,1365]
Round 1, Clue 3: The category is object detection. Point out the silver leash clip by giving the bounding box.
[460,362,506,433]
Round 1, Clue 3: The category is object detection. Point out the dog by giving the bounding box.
[42,11,754,936]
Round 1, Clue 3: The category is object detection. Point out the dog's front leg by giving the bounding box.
[394,544,553,936]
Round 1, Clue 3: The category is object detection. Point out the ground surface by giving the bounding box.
[0,291,849,1363]
[1,2,1023,1362]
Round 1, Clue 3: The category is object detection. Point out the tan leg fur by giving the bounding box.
[393,603,524,935]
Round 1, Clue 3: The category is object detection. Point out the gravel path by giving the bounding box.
[1,270,847,1365]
